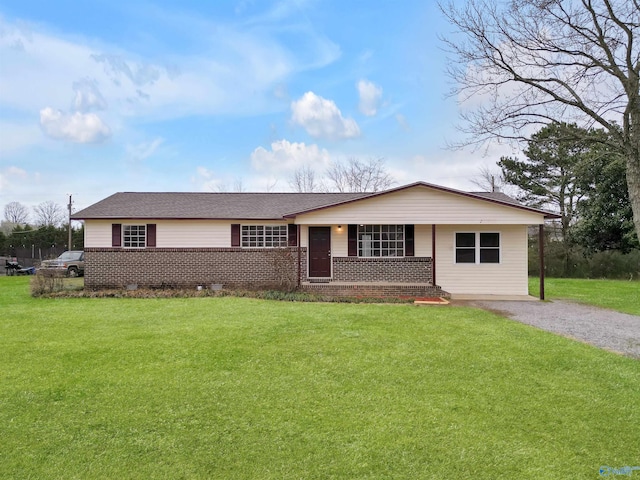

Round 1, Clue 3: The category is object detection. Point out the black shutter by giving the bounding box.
[112,224,121,247]
[405,224,414,256]
[146,224,156,247]
[348,224,358,257]
[288,224,298,246]
[231,224,240,247]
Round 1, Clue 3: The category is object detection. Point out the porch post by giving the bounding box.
[297,225,302,288]
[431,224,436,286]
[539,223,545,300]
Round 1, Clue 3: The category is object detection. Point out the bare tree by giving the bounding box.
[33,201,65,227]
[264,178,279,192]
[440,0,640,239]
[470,164,509,193]
[3,201,29,224]
[325,157,394,193]
[288,164,320,192]
[216,178,247,192]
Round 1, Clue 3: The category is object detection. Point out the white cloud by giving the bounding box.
[39,107,111,143]
[0,11,340,122]
[125,138,164,163]
[291,92,360,140]
[0,166,28,193]
[251,139,331,172]
[72,78,107,112]
[357,79,382,116]
[192,166,226,192]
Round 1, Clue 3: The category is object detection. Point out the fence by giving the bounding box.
[4,246,67,269]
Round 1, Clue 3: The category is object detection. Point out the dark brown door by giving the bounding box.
[308,227,331,278]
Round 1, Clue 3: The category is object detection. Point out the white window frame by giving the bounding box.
[454,232,500,264]
[358,225,405,257]
[123,224,147,248]
[241,225,288,248]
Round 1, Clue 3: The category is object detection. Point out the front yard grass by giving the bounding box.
[530,277,640,315]
[2,276,639,479]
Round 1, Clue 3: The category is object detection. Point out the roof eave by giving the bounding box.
[72,216,290,221]
[285,181,556,218]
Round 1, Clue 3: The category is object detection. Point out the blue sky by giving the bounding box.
[0,0,515,216]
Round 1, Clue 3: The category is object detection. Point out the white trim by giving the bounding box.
[123,224,147,249]
[454,231,501,264]
[240,224,288,248]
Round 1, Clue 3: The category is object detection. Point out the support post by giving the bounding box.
[67,194,73,250]
[297,225,301,288]
[431,224,436,286]
[539,224,545,300]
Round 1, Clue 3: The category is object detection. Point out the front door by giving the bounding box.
[308,227,331,278]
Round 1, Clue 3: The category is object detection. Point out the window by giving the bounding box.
[241,225,288,247]
[124,225,146,248]
[455,232,500,264]
[358,225,404,257]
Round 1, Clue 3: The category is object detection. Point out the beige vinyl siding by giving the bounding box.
[85,220,291,248]
[84,220,115,247]
[157,220,231,247]
[295,185,544,225]
[435,225,529,295]
[415,224,433,257]
[331,225,348,257]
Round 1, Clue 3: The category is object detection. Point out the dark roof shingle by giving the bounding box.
[71,192,371,220]
[71,182,559,220]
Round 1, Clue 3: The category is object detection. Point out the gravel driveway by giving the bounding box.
[463,299,640,359]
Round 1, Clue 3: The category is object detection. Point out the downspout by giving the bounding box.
[431,224,436,286]
[539,224,545,300]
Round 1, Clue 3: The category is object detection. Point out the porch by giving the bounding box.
[300,281,450,299]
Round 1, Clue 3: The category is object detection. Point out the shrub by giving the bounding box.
[529,241,640,279]
[31,270,65,296]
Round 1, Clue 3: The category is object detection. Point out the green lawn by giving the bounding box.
[2,276,639,479]
[530,277,640,315]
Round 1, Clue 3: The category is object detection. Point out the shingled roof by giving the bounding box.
[71,182,559,220]
[71,192,371,220]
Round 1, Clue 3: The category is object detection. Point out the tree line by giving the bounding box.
[484,122,639,277]
[1,200,83,259]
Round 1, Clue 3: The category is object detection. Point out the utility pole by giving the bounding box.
[68,194,72,250]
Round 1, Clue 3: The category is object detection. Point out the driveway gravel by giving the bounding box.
[462,299,640,359]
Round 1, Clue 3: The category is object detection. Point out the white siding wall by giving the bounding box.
[84,219,290,248]
[84,220,114,247]
[435,224,529,295]
[415,224,433,257]
[295,186,544,225]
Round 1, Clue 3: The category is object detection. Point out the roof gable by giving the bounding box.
[291,182,556,225]
[286,182,557,219]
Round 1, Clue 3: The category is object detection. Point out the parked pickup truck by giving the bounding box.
[41,251,85,277]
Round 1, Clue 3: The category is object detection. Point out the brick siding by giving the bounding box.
[332,256,432,283]
[300,283,449,299]
[84,247,301,289]
[84,248,447,298]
